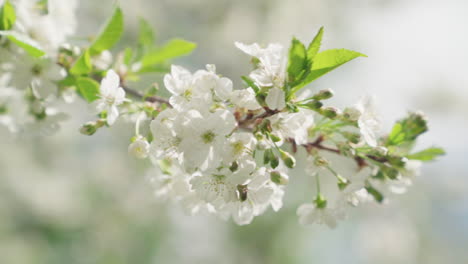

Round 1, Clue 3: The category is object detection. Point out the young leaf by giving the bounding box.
[141,38,196,68]
[138,17,155,48]
[291,49,366,94]
[3,33,45,57]
[89,7,124,55]
[287,38,307,84]
[0,0,16,30]
[407,147,445,161]
[307,26,324,63]
[387,112,428,146]
[76,77,100,102]
[70,50,92,75]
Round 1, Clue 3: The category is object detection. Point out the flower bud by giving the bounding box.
[80,122,97,135]
[302,100,323,110]
[128,137,150,159]
[279,149,296,168]
[320,106,340,119]
[79,120,105,136]
[270,171,289,185]
[312,89,334,100]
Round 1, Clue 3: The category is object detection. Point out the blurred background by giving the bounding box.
[1,0,467,263]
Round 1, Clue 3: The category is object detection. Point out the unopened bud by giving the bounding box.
[279,149,296,168]
[270,171,289,185]
[312,89,334,100]
[79,120,105,136]
[303,100,322,110]
[320,106,340,119]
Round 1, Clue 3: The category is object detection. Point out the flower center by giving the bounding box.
[201,131,216,143]
[105,95,115,105]
[232,141,245,156]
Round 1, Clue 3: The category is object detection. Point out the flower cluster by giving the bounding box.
[0,1,443,227]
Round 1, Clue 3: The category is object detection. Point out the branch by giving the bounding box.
[121,85,172,107]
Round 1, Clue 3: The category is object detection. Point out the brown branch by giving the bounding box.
[121,85,172,107]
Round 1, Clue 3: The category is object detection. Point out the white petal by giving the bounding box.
[265,87,286,110]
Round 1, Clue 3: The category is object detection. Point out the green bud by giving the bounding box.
[341,131,361,144]
[79,119,105,136]
[80,122,98,135]
[320,106,340,119]
[270,154,279,169]
[302,100,322,110]
[270,171,289,185]
[279,149,296,168]
[312,89,334,100]
[264,149,274,165]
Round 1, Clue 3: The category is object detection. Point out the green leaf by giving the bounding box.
[3,33,45,57]
[123,47,133,65]
[0,0,16,30]
[287,38,307,84]
[76,77,100,102]
[138,17,155,48]
[141,38,196,68]
[407,147,445,161]
[291,48,366,93]
[387,112,428,146]
[70,50,92,75]
[307,26,324,63]
[89,7,124,55]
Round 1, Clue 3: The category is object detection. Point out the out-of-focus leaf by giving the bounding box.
[141,38,196,68]
[407,147,445,161]
[138,17,155,48]
[70,49,92,75]
[1,32,45,57]
[76,77,100,102]
[89,7,124,55]
[0,0,16,30]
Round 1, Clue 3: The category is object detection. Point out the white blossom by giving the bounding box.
[354,96,381,147]
[230,87,262,110]
[296,203,344,228]
[265,87,286,110]
[268,110,314,145]
[235,42,286,88]
[178,109,236,172]
[128,137,150,159]
[95,70,126,125]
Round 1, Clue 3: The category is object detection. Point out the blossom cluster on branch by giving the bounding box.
[0,1,444,226]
